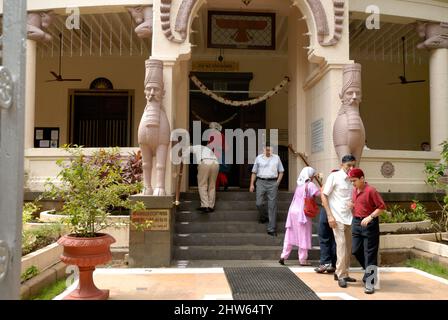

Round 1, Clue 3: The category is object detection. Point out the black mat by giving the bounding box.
[223,267,320,300]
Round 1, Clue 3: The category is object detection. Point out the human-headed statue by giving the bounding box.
[127,6,153,39]
[138,59,171,196]
[416,21,448,50]
[333,63,365,166]
[27,11,55,42]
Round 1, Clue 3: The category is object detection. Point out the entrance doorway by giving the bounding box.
[189,72,266,189]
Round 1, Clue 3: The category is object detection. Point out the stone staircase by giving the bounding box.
[173,191,321,264]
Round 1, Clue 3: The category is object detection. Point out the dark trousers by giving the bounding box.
[352,217,380,282]
[318,207,337,267]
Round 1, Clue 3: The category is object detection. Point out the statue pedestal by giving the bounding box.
[128,195,174,267]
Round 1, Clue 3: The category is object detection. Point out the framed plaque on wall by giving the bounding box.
[34,127,59,148]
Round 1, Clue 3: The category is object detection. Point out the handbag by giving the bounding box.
[304,182,319,218]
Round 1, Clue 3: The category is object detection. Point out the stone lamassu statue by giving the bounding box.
[416,22,448,50]
[333,63,365,166]
[138,59,171,196]
[127,6,153,39]
[27,11,55,42]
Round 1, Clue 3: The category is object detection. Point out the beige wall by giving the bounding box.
[35,55,147,146]
[354,58,430,150]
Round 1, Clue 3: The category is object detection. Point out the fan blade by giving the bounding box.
[45,79,60,82]
[50,71,59,78]
[61,79,82,81]
[404,80,426,83]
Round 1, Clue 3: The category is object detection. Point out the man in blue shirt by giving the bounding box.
[250,145,285,236]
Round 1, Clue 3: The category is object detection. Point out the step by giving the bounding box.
[180,191,295,202]
[174,245,321,260]
[175,209,291,222]
[174,233,320,246]
[170,260,321,268]
[175,221,320,234]
[178,200,294,211]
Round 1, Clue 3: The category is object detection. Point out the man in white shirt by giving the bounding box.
[250,146,284,236]
[184,144,219,213]
[321,154,356,288]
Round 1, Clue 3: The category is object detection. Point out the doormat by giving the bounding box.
[223,267,320,300]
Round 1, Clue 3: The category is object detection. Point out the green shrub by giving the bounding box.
[22,202,40,224]
[380,201,429,223]
[22,224,63,256]
[21,265,39,283]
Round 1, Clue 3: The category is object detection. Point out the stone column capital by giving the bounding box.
[416,21,448,49]
[26,10,55,42]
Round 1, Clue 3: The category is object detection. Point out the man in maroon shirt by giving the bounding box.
[348,168,386,294]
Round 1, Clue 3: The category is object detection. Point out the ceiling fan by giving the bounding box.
[388,36,426,85]
[46,33,82,82]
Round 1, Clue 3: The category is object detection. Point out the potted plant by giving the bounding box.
[40,145,145,300]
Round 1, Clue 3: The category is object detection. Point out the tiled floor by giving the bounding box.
[55,266,448,300]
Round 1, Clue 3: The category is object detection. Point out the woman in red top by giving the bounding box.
[348,168,386,294]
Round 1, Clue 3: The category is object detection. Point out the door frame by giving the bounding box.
[68,89,134,147]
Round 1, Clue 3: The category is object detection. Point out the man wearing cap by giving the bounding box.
[321,154,357,288]
[348,168,386,294]
[250,145,284,236]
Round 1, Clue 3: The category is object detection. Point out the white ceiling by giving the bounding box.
[349,19,430,65]
[27,5,430,66]
[36,11,151,58]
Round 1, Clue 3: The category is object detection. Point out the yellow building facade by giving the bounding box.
[3,0,447,194]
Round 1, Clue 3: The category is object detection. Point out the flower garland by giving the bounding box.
[191,110,238,126]
[190,75,290,107]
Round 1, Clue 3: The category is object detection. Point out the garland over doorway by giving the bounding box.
[189,74,290,107]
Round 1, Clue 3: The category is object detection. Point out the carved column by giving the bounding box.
[162,59,177,195]
[25,39,36,149]
[417,22,448,151]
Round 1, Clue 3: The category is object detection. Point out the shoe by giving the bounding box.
[334,274,338,281]
[344,276,357,283]
[207,207,215,212]
[364,286,375,294]
[197,207,208,212]
[299,261,312,266]
[278,258,285,265]
[326,266,336,274]
[258,219,268,224]
[314,264,330,273]
[267,231,277,237]
[314,264,334,274]
[338,278,347,288]
[224,185,229,191]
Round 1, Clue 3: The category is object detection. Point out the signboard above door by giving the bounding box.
[207,11,275,50]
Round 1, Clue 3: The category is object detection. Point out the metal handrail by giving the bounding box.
[288,144,323,187]
[174,160,184,206]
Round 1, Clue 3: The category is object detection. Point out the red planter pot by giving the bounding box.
[57,233,116,300]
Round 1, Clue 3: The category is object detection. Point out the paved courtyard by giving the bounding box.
[55,266,448,300]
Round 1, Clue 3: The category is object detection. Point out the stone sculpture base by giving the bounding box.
[128,195,174,267]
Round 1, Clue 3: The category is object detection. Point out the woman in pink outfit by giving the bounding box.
[279,167,320,266]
